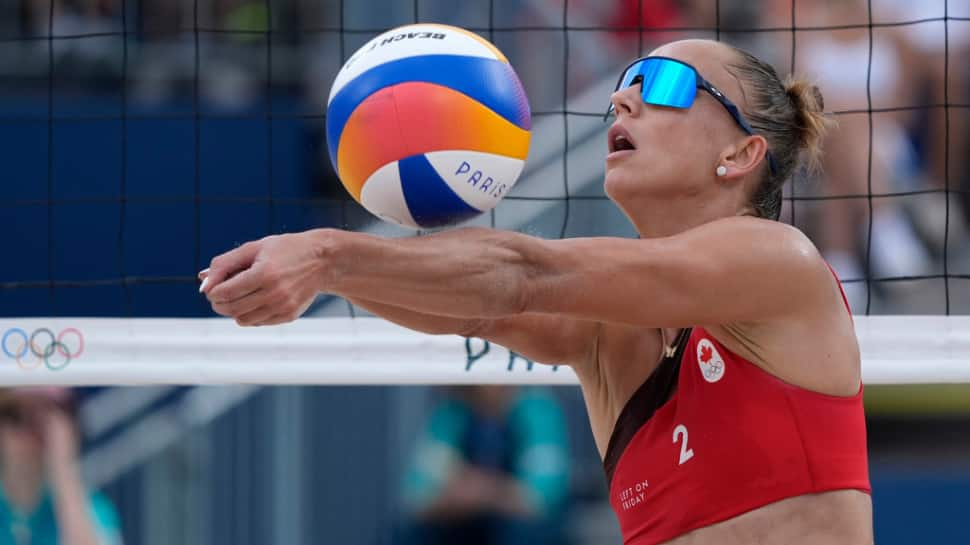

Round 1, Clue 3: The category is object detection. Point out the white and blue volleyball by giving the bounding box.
[326,23,532,229]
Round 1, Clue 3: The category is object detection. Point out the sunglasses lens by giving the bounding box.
[617,59,646,94]
[609,58,698,114]
[638,58,697,109]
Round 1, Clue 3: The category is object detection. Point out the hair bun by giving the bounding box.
[784,77,830,171]
[786,80,824,115]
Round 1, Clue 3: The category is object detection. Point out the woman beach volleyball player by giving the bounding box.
[201,39,872,545]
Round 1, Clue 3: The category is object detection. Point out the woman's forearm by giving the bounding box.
[323,227,540,319]
[346,297,486,336]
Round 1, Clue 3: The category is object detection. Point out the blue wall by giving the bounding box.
[871,464,970,544]
[1,92,337,317]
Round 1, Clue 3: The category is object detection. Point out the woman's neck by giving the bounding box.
[625,183,751,239]
[1,462,44,513]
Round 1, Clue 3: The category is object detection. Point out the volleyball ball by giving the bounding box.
[326,24,532,229]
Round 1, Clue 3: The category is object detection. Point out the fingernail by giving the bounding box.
[199,268,209,277]
[199,277,209,294]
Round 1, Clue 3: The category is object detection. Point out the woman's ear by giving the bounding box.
[717,135,769,179]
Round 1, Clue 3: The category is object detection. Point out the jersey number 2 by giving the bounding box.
[673,424,694,465]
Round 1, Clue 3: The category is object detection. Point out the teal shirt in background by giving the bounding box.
[403,387,571,516]
[0,484,122,545]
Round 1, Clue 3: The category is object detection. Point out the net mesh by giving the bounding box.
[0,0,968,382]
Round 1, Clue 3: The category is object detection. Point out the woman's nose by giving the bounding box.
[609,85,640,118]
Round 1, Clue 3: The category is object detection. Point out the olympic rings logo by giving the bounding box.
[1,328,84,371]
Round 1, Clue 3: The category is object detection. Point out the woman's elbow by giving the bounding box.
[481,233,540,317]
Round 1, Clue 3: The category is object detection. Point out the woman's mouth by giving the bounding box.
[607,124,636,159]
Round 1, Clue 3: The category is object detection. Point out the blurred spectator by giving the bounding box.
[25,0,120,42]
[795,0,931,310]
[218,0,269,41]
[0,388,121,545]
[607,0,683,44]
[875,0,970,249]
[397,386,570,545]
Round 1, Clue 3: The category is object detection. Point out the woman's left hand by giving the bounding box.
[201,230,333,326]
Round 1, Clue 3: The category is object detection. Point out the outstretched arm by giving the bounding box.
[203,216,831,330]
[198,258,597,367]
[347,297,598,367]
[346,297,484,336]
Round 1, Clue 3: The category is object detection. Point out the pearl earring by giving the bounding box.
[716,165,727,177]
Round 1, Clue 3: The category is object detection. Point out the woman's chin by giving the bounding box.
[604,170,637,200]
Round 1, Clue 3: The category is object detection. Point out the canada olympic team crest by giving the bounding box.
[696,338,725,383]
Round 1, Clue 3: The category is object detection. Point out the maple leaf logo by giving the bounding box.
[696,339,725,383]
[699,345,713,364]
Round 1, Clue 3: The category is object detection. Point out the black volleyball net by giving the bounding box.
[0,0,967,384]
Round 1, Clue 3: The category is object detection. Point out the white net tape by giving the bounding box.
[0,316,968,385]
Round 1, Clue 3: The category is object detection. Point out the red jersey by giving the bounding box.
[603,326,871,545]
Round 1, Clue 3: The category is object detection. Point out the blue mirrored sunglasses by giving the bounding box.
[607,56,778,176]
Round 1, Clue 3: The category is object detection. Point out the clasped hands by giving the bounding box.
[200,230,335,327]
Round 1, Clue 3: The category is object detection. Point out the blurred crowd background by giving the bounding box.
[1,0,969,544]
[3,0,970,314]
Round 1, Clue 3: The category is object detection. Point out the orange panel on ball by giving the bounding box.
[336,81,530,201]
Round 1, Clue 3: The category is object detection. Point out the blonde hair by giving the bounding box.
[727,46,832,220]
